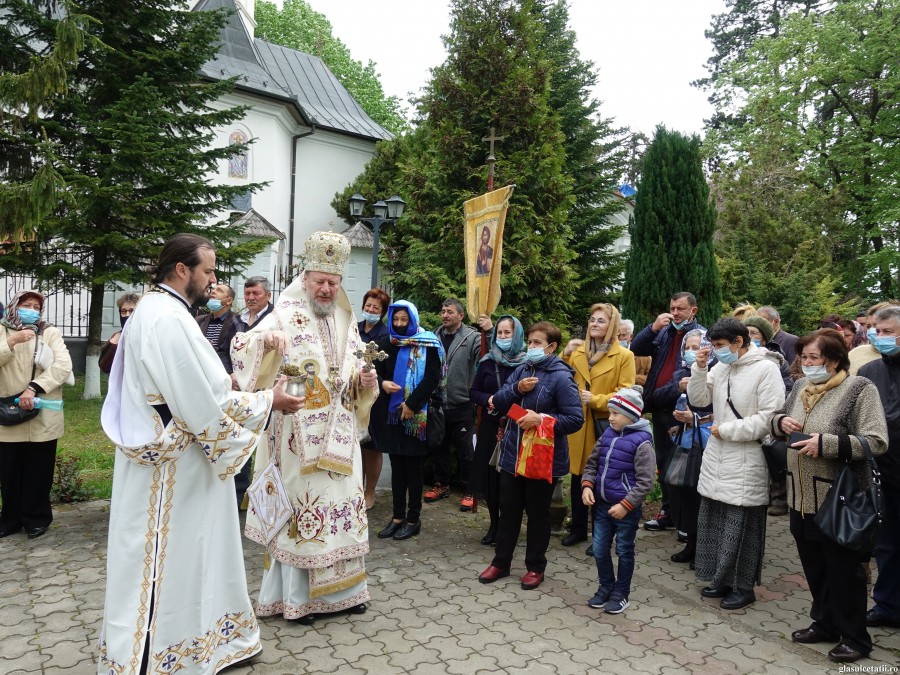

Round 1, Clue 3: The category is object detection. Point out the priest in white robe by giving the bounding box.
[232,229,378,624]
[98,234,303,675]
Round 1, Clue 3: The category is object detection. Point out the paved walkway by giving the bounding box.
[2,496,899,674]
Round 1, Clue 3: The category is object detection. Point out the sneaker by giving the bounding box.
[459,495,475,512]
[604,596,630,614]
[423,485,449,502]
[643,513,673,531]
[677,530,688,543]
[587,587,612,608]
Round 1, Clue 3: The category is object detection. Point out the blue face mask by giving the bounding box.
[871,335,900,356]
[619,340,630,348]
[714,344,738,365]
[801,365,831,383]
[17,308,40,325]
[495,337,513,350]
[751,339,762,348]
[361,311,381,324]
[207,299,223,312]
[527,347,548,363]
[683,350,697,365]
[867,327,877,342]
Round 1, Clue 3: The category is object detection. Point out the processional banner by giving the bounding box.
[463,184,514,322]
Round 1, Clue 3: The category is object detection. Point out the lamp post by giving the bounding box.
[348,193,406,288]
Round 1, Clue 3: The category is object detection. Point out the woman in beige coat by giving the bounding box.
[0,291,72,539]
[562,303,635,546]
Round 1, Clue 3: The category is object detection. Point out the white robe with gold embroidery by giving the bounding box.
[232,282,375,620]
[98,291,273,675]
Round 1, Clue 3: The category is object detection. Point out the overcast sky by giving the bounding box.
[297,0,727,137]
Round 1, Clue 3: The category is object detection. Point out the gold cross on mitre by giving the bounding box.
[354,341,388,371]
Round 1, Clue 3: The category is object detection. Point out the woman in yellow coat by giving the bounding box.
[561,303,635,547]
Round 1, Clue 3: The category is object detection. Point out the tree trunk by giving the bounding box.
[82,261,106,400]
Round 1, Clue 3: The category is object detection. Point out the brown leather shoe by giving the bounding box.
[520,571,544,590]
[478,565,510,584]
[791,627,837,644]
[827,642,866,663]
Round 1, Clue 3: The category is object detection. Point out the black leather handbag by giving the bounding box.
[425,390,445,449]
[0,394,40,426]
[814,436,883,552]
[0,340,40,426]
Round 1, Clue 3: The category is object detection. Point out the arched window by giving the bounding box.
[228,130,249,179]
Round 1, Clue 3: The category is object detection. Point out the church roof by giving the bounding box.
[231,208,285,240]
[339,222,374,249]
[194,0,392,142]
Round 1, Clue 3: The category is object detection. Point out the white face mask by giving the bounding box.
[801,364,831,384]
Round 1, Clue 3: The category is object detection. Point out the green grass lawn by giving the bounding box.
[59,375,116,500]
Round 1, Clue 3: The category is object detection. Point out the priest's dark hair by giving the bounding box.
[151,233,214,284]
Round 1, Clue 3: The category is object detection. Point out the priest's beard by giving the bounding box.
[186,278,211,307]
[307,289,336,318]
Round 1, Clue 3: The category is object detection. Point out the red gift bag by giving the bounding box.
[515,415,556,483]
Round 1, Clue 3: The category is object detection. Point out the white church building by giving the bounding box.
[192,0,391,308]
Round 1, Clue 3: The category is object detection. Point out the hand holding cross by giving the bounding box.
[354,341,388,372]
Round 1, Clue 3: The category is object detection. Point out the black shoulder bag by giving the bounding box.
[0,337,41,426]
[726,377,787,479]
[814,435,883,552]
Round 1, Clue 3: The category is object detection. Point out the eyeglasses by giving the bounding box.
[588,318,607,324]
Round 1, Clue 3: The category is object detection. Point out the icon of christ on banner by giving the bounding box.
[476,225,494,276]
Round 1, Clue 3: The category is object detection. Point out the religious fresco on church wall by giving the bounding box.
[228,130,249,179]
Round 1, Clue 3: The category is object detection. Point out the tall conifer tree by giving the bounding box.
[622,127,721,328]
[1,0,267,397]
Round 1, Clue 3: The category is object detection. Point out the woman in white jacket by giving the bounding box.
[687,318,786,610]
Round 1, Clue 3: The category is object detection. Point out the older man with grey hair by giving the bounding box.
[859,305,900,628]
[757,306,798,365]
[242,275,274,327]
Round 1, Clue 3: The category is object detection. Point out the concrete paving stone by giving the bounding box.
[385,644,443,671]
[38,638,93,671]
[25,594,79,619]
[246,662,309,675]
[322,620,369,647]
[286,644,349,672]
[441,627,507,651]
[352,654,407,674]
[411,634,461,662]
[488,641,542,670]
[5,651,50,675]
[442,652,502,674]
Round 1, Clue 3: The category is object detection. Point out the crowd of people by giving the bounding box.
[1,233,898,671]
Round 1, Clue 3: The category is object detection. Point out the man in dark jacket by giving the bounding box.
[197,284,249,508]
[758,306,798,365]
[629,291,703,530]
[425,298,491,510]
[859,305,900,628]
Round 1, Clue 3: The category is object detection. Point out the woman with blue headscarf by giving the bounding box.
[371,301,444,541]
[468,315,527,545]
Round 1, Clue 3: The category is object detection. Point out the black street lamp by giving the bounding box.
[348,193,406,288]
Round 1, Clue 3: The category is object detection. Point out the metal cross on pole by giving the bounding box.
[482,126,505,192]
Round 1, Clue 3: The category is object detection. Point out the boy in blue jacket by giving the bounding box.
[581,387,656,614]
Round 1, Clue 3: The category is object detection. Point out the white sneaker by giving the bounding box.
[604,597,630,614]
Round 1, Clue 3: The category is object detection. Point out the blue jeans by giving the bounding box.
[592,500,641,598]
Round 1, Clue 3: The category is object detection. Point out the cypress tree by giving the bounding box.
[622,126,721,328]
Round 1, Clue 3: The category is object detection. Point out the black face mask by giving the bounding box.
[120,315,129,329]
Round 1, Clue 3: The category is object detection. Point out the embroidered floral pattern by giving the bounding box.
[151,611,259,672]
